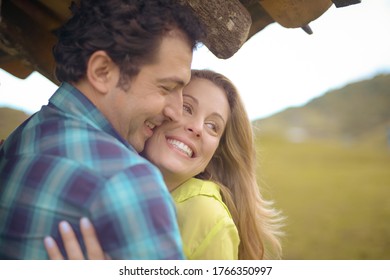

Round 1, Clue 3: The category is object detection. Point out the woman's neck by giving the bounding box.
[164,174,187,193]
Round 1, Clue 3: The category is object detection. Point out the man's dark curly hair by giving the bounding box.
[53,0,205,85]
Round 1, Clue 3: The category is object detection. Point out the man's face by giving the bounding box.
[104,30,193,152]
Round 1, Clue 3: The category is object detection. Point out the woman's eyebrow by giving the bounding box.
[184,94,226,125]
[212,112,226,126]
[183,94,198,105]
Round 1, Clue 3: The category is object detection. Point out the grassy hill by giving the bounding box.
[254,74,390,148]
[253,74,390,259]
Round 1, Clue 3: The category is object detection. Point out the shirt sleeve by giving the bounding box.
[88,163,185,260]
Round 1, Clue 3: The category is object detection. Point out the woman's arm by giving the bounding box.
[44,217,108,260]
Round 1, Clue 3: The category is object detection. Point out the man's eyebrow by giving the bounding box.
[158,77,187,87]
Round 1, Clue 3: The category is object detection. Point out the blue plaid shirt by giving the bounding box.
[0,82,184,259]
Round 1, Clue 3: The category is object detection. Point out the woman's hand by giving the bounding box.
[44,217,109,260]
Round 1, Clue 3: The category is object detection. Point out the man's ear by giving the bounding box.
[86,50,118,94]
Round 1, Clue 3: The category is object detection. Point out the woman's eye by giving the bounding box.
[206,122,218,132]
[183,104,192,114]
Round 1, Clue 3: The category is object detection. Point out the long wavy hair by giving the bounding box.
[193,69,284,259]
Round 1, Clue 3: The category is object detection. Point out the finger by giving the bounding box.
[58,221,85,260]
[44,236,64,260]
[80,217,105,260]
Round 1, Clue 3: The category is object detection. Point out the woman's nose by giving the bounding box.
[186,123,202,137]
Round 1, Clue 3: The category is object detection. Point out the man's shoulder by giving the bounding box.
[3,109,154,179]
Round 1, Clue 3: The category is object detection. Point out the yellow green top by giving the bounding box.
[171,178,240,260]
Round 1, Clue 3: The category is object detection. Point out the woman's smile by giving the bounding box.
[166,137,195,158]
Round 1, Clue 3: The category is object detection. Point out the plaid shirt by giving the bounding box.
[0,82,184,259]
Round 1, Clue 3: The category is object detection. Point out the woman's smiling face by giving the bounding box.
[142,77,230,190]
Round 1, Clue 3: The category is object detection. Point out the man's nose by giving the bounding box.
[163,92,183,122]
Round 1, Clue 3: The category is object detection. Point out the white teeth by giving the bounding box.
[145,121,155,130]
[167,139,193,158]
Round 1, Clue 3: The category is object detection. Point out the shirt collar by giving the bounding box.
[49,82,135,152]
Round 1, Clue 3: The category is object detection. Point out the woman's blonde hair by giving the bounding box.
[193,69,284,259]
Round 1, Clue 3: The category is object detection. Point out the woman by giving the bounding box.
[45,69,284,260]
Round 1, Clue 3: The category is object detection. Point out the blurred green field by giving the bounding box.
[256,135,390,259]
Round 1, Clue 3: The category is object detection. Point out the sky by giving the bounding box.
[1,0,390,121]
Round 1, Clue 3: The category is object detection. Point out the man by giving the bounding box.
[0,0,204,259]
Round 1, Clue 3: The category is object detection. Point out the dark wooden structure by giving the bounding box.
[0,0,360,84]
